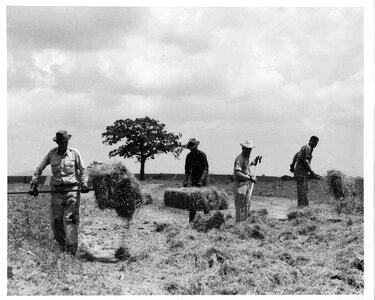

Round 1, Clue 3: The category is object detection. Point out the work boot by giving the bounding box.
[189,209,196,223]
[66,244,78,256]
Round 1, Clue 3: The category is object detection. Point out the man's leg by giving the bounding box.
[189,200,197,222]
[296,176,304,207]
[50,193,66,250]
[304,178,309,206]
[201,176,210,214]
[63,191,80,255]
[234,183,246,222]
[297,176,309,207]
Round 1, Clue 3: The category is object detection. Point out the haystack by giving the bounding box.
[164,187,228,211]
[326,170,356,199]
[88,162,144,220]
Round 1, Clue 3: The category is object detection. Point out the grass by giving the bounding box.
[7,177,364,295]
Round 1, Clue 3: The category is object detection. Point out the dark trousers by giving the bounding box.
[296,175,309,207]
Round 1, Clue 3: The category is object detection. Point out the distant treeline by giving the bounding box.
[8,174,364,186]
[8,174,283,185]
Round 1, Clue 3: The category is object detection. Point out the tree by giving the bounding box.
[102,116,183,180]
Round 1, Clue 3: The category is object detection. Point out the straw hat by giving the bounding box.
[240,139,255,149]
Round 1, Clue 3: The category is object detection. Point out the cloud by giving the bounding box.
[7,7,364,177]
[7,6,151,52]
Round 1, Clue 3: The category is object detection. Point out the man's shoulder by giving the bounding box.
[198,149,207,156]
[48,147,58,154]
[68,147,82,156]
[234,153,243,161]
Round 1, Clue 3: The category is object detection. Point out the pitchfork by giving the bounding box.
[240,156,262,222]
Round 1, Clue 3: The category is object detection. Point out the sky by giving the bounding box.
[5,4,368,177]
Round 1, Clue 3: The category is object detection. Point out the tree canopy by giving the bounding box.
[102,116,183,180]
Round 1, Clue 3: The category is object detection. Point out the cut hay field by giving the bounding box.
[7,178,364,295]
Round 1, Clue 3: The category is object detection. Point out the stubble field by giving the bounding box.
[7,177,364,295]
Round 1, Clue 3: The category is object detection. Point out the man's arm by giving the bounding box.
[183,155,190,187]
[234,170,257,183]
[74,150,89,192]
[300,146,314,174]
[290,152,298,173]
[197,152,209,185]
[29,152,50,197]
[234,157,256,183]
[30,152,50,185]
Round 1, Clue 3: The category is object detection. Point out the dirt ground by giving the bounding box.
[77,183,303,294]
[7,179,364,295]
[72,183,296,295]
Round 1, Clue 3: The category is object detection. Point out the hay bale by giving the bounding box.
[326,170,356,199]
[192,211,225,232]
[88,162,144,220]
[164,187,228,211]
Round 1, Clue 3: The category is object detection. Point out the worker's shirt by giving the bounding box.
[30,147,88,186]
[233,153,254,186]
[185,150,209,181]
[294,144,313,176]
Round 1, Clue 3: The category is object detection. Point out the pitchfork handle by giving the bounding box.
[8,189,94,195]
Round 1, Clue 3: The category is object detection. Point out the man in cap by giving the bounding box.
[289,136,322,207]
[233,139,261,222]
[28,130,90,255]
[183,138,210,222]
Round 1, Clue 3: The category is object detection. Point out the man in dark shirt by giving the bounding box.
[183,138,210,222]
[290,136,321,206]
[183,138,209,187]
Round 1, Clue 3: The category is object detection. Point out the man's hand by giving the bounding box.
[80,184,90,193]
[253,156,261,166]
[183,181,188,188]
[313,173,323,180]
[28,184,39,197]
[250,176,257,184]
[290,164,295,173]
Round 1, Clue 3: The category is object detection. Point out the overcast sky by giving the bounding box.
[7,6,365,177]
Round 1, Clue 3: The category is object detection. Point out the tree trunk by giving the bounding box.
[140,158,146,181]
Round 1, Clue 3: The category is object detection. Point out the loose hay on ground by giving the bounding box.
[88,162,144,220]
[192,211,225,232]
[114,246,131,261]
[164,187,228,210]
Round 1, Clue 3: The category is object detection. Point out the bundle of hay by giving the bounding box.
[164,187,228,211]
[114,246,131,261]
[88,162,144,220]
[192,211,225,232]
[232,223,265,240]
[326,170,356,199]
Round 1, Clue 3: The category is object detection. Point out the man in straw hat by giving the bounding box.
[183,138,210,222]
[289,136,322,207]
[233,139,261,223]
[28,130,90,255]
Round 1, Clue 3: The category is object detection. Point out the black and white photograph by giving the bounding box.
[4,0,374,297]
